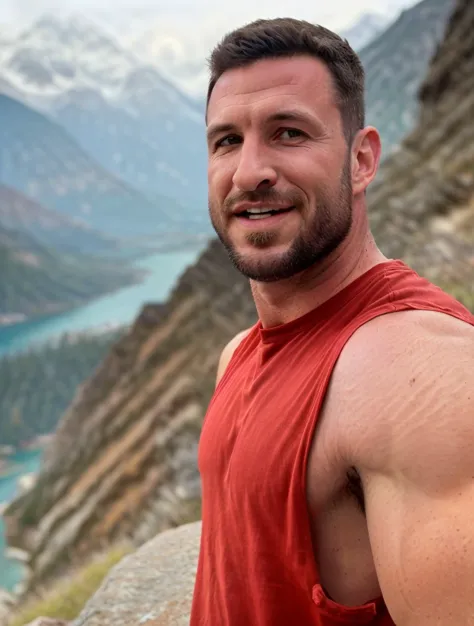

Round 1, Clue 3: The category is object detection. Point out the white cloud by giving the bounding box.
[0,0,418,96]
[1,0,418,32]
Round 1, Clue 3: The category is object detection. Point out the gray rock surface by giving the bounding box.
[72,521,201,626]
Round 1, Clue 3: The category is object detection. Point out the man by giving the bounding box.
[190,17,474,626]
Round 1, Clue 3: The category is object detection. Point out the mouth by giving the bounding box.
[235,206,295,220]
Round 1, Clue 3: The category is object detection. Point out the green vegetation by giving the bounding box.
[9,545,131,626]
[0,328,125,448]
[0,223,142,321]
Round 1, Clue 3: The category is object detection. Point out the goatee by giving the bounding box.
[209,158,353,283]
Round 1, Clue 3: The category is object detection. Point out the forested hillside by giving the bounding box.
[0,184,120,256]
[0,223,142,322]
[0,328,124,448]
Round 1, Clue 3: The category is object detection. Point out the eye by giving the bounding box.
[279,128,306,140]
[215,134,241,149]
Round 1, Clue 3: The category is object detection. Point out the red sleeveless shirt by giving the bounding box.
[190,260,474,625]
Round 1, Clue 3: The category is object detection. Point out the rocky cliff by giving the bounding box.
[3,240,255,599]
[360,0,455,154]
[4,0,474,613]
[367,0,474,306]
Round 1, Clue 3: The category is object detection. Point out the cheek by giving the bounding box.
[293,155,342,198]
[283,153,323,185]
[209,161,233,202]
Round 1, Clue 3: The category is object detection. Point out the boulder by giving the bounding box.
[72,521,201,626]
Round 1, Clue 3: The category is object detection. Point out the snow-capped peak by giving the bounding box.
[0,12,201,122]
[0,13,138,98]
[21,13,137,64]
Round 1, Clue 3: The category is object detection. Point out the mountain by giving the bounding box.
[0,16,208,218]
[0,223,143,325]
[360,0,455,154]
[0,184,120,256]
[340,11,389,50]
[0,15,138,104]
[53,71,208,219]
[366,0,474,297]
[3,0,473,603]
[125,8,395,99]
[128,0,453,159]
[0,93,188,239]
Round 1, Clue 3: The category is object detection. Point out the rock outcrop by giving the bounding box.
[367,0,474,304]
[4,0,474,614]
[361,0,455,154]
[71,522,200,626]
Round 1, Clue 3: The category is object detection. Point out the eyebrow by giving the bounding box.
[206,122,236,144]
[206,109,322,144]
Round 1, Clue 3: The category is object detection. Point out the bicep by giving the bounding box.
[332,310,474,621]
[365,474,474,625]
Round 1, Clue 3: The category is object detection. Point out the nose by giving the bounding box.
[232,141,277,192]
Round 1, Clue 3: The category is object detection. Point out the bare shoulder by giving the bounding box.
[216,327,253,387]
[343,308,473,382]
[326,309,474,473]
[341,308,473,381]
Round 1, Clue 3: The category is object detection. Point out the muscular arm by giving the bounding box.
[336,310,474,624]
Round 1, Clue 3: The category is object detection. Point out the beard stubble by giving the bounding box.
[209,156,353,283]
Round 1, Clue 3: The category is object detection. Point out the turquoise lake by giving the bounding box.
[0,448,43,592]
[0,246,205,591]
[0,248,204,358]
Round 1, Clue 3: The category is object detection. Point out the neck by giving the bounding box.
[250,207,389,328]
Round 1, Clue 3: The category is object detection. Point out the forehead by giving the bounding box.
[207,55,338,125]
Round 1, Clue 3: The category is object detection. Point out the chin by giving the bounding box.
[229,247,302,283]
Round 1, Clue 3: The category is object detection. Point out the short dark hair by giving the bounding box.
[206,17,365,143]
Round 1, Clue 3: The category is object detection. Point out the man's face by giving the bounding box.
[206,55,355,283]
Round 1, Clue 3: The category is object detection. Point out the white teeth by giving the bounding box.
[246,207,276,214]
[248,213,271,220]
[238,206,293,219]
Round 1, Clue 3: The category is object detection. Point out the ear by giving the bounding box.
[350,126,382,195]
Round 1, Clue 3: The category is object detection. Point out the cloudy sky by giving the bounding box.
[0,0,418,34]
